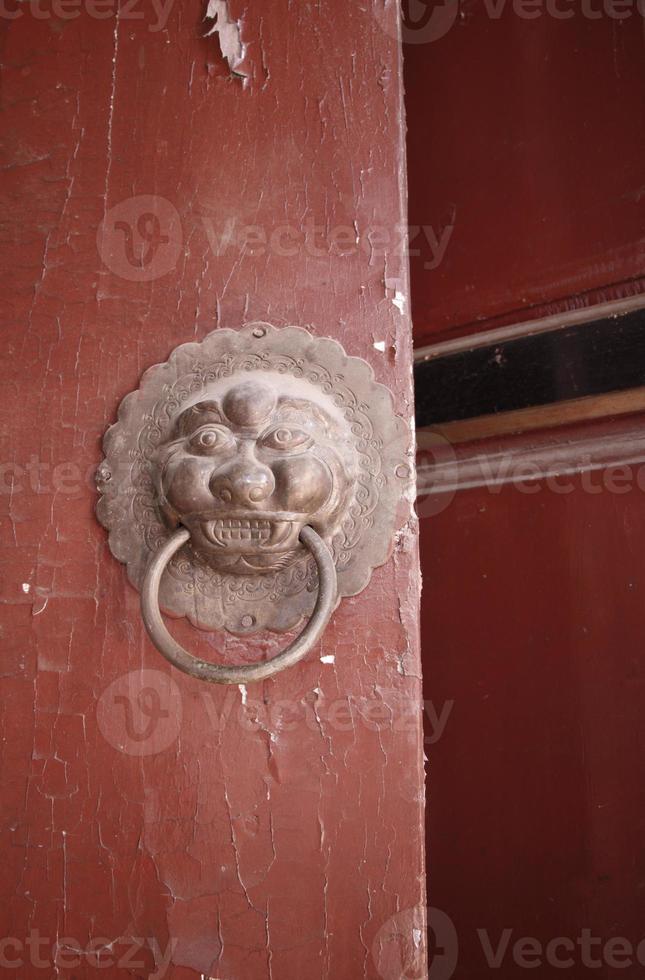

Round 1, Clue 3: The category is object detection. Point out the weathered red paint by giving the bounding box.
[0,3,425,977]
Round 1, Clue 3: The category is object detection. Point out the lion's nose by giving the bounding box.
[209,460,275,507]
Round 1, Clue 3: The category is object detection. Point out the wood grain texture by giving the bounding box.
[418,387,645,445]
[0,2,425,977]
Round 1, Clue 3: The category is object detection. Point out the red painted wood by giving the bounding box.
[405,12,645,345]
[420,442,645,977]
[0,3,425,977]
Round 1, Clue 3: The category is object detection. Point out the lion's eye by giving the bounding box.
[260,426,312,452]
[188,425,233,454]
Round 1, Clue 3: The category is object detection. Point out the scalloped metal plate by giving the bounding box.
[96,322,414,634]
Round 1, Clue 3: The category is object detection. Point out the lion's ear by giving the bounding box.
[175,400,224,436]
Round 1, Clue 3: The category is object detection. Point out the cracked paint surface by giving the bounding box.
[0,2,426,977]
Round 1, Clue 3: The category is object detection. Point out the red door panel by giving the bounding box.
[420,442,645,977]
[405,12,645,343]
[0,4,425,977]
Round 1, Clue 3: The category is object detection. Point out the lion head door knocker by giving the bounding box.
[97,323,414,684]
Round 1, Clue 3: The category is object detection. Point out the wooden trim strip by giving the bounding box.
[416,412,645,496]
[414,295,645,363]
[414,305,645,430]
[426,387,645,444]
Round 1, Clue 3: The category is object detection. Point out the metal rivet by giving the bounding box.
[252,327,266,339]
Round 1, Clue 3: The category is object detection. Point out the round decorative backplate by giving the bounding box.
[96,323,414,634]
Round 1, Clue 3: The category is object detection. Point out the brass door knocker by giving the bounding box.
[97,323,413,684]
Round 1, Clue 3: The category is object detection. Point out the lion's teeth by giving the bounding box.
[209,518,274,544]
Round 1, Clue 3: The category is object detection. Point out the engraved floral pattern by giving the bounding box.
[97,324,412,634]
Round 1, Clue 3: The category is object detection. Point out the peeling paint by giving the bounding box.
[373,340,386,352]
[2,0,426,973]
[384,275,407,311]
[204,0,248,82]
[392,290,406,313]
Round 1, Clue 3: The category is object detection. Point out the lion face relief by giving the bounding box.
[154,374,357,574]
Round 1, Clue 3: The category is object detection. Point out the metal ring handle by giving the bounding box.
[141,525,337,684]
